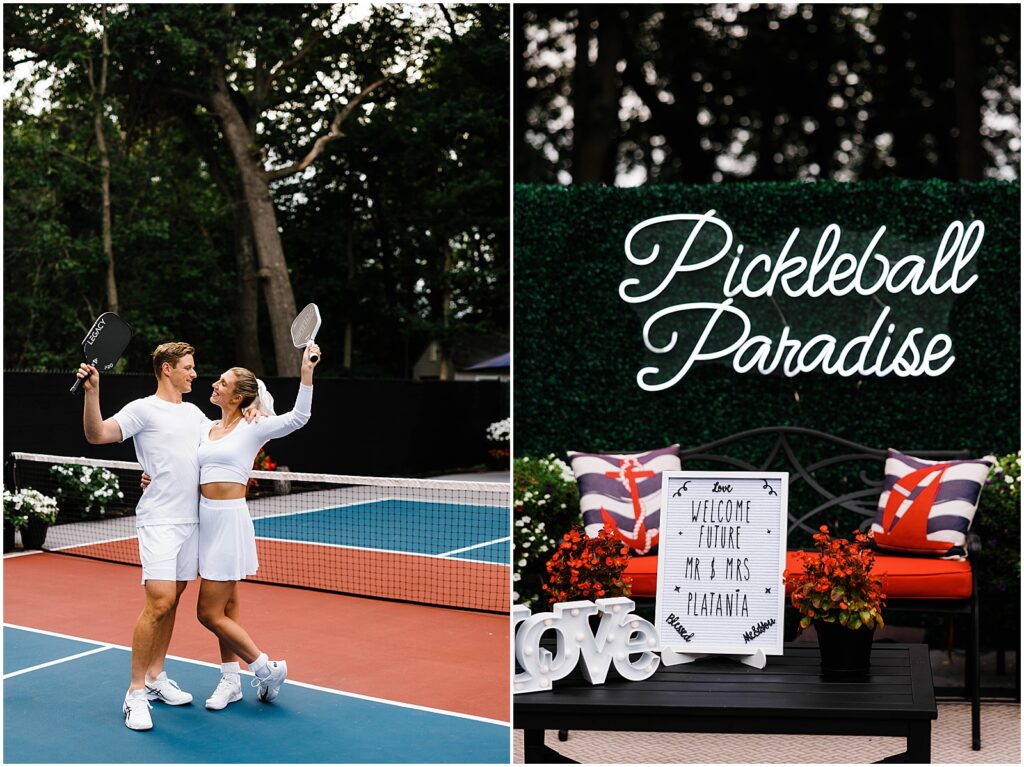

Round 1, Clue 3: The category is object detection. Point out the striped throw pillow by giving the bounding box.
[870,449,995,560]
[567,445,681,555]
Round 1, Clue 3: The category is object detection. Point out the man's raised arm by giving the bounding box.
[78,363,124,445]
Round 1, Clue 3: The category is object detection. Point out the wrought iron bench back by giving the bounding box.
[674,427,970,542]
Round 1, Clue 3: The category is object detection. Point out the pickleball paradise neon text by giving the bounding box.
[619,211,984,391]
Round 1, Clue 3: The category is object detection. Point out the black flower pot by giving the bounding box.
[20,519,49,550]
[814,619,874,674]
[3,524,16,553]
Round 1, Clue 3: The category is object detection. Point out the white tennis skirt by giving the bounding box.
[199,496,259,581]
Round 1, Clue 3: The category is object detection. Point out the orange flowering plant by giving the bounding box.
[784,525,885,631]
[248,449,278,492]
[543,527,632,605]
[253,449,277,472]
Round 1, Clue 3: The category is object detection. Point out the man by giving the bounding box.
[77,342,206,731]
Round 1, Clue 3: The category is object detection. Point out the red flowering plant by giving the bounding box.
[784,525,885,631]
[542,527,632,605]
[248,449,278,492]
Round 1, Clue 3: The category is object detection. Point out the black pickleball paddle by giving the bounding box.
[70,312,133,394]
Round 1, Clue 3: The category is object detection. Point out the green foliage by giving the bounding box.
[513,454,581,606]
[4,4,509,378]
[285,3,510,376]
[975,452,1022,640]
[514,181,1020,459]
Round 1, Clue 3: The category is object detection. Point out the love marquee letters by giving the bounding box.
[513,597,661,694]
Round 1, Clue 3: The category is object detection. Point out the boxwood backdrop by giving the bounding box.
[515,180,1020,458]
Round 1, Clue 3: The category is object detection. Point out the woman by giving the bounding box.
[196,343,320,709]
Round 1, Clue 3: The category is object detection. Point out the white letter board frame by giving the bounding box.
[655,471,789,657]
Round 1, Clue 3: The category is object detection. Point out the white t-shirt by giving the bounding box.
[112,395,207,527]
[198,384,312,484]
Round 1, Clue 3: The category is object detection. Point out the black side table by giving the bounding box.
[515,643,938,763]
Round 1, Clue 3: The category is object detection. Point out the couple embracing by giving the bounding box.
[76,340,321,730]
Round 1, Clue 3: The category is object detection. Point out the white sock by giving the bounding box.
[249,652,270,679]
[126,688,147,700]
[221,662,241,676]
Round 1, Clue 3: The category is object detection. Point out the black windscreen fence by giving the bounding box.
[4,372,509,477]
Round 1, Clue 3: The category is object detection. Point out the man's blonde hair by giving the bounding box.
[151,342,195,379]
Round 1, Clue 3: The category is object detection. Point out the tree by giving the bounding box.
[107,4,427,375]
[4,4,510,380]
[517,4,1020,185]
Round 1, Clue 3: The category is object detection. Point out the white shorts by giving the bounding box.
[199,496,259,581]
[137,523,199,583]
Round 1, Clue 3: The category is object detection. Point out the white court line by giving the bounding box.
[47,535,137,552]
[3,645,114,679]
[438,537,511,558]
[3,623,509,728]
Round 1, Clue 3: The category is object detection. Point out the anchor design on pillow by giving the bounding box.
[600,458,659,554]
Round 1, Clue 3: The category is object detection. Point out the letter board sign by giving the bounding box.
[655,471,788,656]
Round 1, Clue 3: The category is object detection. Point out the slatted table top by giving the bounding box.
[515,643,937,726]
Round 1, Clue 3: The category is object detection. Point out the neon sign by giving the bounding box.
[619,211,984,391]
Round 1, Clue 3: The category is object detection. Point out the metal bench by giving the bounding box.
[622,426,981,750]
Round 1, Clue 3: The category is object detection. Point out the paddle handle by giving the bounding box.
[306,340,319,363]
[70,372,86,394]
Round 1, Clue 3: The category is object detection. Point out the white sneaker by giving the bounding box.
[205,673,243,710]
[145,671,193,705]
[252,660,287,703]
[123,691,153,731]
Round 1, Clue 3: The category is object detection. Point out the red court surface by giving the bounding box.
[3,552,509,723]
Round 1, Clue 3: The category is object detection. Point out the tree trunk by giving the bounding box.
[208,73,300,376]
[950,5,982,180]
[438,247,454,381]
[571,7,622,184]
[233,203,264,375]
[196,133,264,375]
[92,11,117,314]
[344,222,354,371]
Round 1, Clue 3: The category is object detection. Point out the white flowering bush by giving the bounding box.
[485,417,511,466]
[50,464,124,519]
[486,417,511,443]
[513,454,580,606]
[3,488,59,528]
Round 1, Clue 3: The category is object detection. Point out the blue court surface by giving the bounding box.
[253,499,510,564]
[3,625,510,763]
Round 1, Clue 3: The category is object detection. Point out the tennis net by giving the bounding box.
[7,452,510,614]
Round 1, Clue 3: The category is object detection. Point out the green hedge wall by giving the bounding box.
[514,180,1020,457]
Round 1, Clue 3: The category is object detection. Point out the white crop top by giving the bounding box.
[198,384,313,484]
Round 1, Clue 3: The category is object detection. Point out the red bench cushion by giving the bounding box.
[624,551,972,600]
